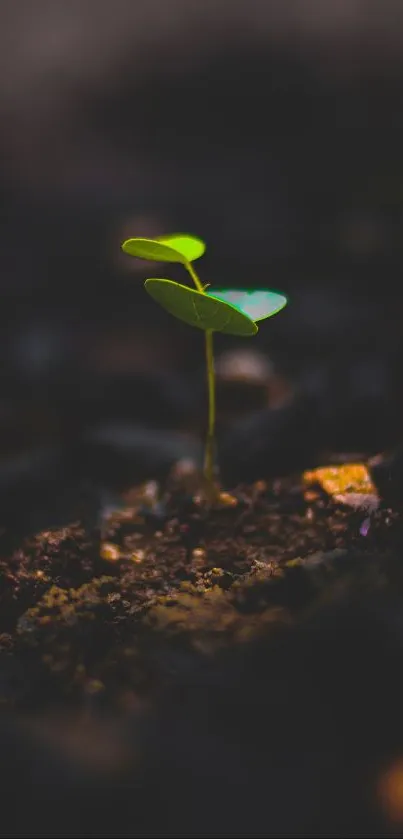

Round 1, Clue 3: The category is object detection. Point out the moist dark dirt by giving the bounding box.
[1,467,403,835]
[1,471,401,713]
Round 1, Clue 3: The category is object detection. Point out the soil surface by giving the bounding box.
[0,467,391,709]
[2,463,403,836]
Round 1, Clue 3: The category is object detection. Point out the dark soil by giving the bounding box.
[0,471,389,707]
[2,465,403,836]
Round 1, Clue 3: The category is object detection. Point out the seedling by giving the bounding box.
[121,233,287,498]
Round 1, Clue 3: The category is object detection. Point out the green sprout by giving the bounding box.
[121,233,287,498]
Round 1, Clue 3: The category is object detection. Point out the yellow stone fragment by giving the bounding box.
[217,491,238,507]
[303,463,376,497]
[100,543,121,562]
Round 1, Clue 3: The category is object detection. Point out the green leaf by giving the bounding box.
[144,279,258,336]
[206,289,287,321]
[121,234,205,264]
[157,234,205,262]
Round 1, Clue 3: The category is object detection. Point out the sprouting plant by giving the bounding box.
[121,233,287,498]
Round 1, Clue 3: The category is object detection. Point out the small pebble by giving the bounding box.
[100,542,121,562]
[304,489,319,502]
[335,492,379,513]
[217,492,238,508]
[192,547,206,563]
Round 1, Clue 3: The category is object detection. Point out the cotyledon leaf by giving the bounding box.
[121,234,205,264]
[206,289,287,321]
[144,279,258,336]
[157,234,205,262]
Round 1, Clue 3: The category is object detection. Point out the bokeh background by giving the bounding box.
[1,0,403,508]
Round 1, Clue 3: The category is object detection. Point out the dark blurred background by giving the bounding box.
[1,0,403,501]
[4,5,403,836]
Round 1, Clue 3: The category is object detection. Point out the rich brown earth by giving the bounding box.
[0,465,398,712]
[1,462,403,836]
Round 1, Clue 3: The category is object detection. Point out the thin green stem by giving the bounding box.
[185,260,204,293]
[184,260,216,490]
